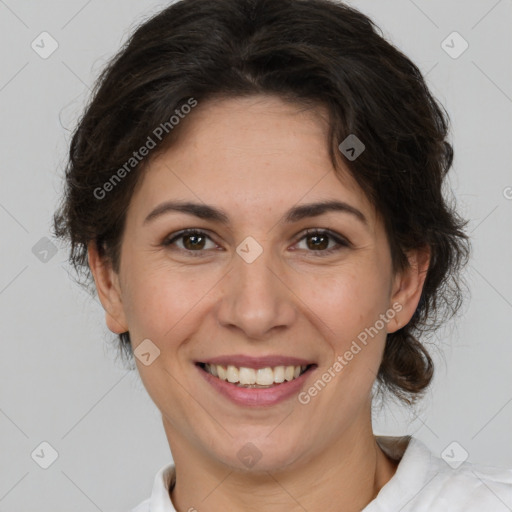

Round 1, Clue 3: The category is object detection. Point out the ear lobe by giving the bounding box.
[87,241,128,334]
[387,246,431,334]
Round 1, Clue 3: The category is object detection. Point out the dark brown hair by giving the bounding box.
[53,0,471,405]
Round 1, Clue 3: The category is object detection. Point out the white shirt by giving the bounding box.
[131,435,512,511]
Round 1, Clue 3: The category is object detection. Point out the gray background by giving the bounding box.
[0,0,511,511]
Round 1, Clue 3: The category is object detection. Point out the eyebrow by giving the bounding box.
[143,199,368,227]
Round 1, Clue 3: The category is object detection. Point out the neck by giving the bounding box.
[165,417,399,512]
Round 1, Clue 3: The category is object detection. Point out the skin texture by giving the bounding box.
[89,95,429,511]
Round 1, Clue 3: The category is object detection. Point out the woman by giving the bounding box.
[53,0,512,510]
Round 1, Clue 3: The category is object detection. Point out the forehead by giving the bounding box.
[130,95,377,227]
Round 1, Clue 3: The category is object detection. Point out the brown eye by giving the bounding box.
[182,233,206,250]
[295,229,350,255]
[306,233,330,250]
[163,229,217,255]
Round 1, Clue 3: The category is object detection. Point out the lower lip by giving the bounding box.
[197,365,314,407]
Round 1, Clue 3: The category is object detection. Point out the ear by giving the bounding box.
[387,245,431,333]
[87,241,128,334]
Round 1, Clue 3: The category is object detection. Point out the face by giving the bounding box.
[90,95,427,473]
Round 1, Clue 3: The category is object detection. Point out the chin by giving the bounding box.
[211,434,308,474]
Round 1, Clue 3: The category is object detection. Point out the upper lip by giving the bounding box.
[198,355,315,369]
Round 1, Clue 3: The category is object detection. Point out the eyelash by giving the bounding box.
[162,228,350,257]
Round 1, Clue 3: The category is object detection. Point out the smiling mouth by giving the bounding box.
[197,362,314,388]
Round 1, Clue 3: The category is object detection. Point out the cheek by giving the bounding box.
[121,259,217,341]
[296,262,391,395]
[121,264,217,421]
[298,262,391,342]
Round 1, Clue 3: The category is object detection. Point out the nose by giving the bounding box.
[215,241,297,340]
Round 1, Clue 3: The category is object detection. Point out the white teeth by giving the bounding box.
[239,367,256,385]
[226,365,239,383]
[274,366,285,383]
[217,365,227,380]
[204,363,308,386]
[256,367,274,386]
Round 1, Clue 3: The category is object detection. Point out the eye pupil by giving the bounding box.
[184,234,205,250]
[308,234,329,250]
